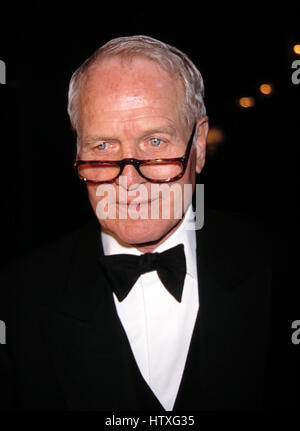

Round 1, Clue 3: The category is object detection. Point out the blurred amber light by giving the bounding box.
[206,127,224,155]
[259,83,273,95]
[293,44,300,55]
[238,97,255,108]
[207,127,224,145]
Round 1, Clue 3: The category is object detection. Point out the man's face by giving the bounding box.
[77,56,208,249]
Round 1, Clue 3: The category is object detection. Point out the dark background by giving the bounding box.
[0,2,299,409]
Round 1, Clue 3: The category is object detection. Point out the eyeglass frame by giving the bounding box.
[73,123,197,184]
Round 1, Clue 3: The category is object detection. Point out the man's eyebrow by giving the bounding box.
[82,135,120,145]
[139,126,176,138]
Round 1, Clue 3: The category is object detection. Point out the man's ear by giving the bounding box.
[195,116,209,174]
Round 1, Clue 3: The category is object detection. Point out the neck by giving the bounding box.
[134,218,184,253]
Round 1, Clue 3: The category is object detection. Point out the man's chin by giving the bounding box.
[100,218,181,249]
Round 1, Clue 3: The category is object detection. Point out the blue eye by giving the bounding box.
[96,142,108,150]
[150,138,162,147]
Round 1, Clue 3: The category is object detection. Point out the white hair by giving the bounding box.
[67,35,206,141]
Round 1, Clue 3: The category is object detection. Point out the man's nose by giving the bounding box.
[116,163,144,188]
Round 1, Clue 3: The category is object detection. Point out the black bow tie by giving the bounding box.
[98,244,186,302]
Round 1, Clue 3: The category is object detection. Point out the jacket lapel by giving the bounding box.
[174,211,270,410]
[43,218,163,410]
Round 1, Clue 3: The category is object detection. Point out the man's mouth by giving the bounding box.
[117,197,159,206]
[117,200,152,206]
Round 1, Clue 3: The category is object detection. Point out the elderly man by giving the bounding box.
[0,36,271,411]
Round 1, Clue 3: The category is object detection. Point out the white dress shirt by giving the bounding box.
[101,205,199,411]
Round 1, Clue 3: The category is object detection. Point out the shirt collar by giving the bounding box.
[101,204,198,280]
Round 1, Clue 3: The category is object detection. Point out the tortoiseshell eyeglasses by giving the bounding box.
[74,124,196,184]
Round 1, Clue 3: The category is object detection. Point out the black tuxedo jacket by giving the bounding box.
[0,210,273,411]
